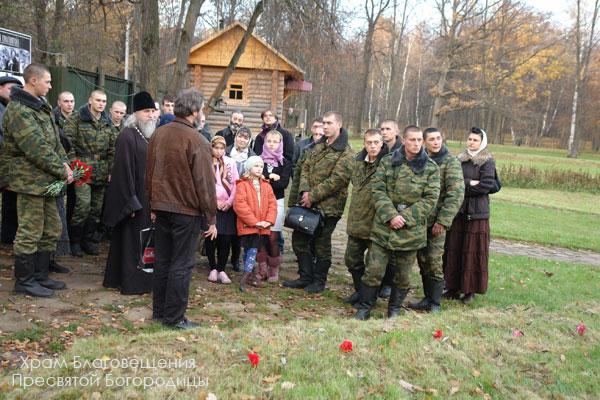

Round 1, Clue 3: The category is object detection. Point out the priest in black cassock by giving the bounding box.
[102,91,157,294]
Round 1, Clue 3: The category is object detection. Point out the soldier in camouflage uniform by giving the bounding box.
[283,111,353,293]
[408,127,464,313]
[355,126,440,320]
[64,90,115,256]
[344,129,387,306]
[1,64,73,297]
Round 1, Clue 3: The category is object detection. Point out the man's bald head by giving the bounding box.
[110,101,127,126]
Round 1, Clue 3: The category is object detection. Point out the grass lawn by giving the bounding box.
[490,189,600,252]
[2,253,599,399]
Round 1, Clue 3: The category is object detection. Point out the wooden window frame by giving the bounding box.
[224,80,248,106]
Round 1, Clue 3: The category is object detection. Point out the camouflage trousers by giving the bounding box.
[13,193,61,255]
[416,228,446,282]
[292,216,340,263]
[344,235,370,274]
[362,242,416,290]
[71,183,105,227]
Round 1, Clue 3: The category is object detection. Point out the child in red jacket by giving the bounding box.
[233,156,277,292]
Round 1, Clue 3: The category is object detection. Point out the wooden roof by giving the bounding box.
[182,21,305,80]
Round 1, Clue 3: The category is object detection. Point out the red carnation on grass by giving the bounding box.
[576,324,587,336]
[339,340,353,353]
[512,329,524,337]
[247,352,260,367]
[433,329,443,340]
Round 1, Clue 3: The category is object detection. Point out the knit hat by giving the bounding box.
[0,76,22,86]
[245,155,264,171]
[132,91,155,112]
[211,135,227,147]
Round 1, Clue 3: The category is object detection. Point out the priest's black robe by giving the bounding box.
[102,126,153,295]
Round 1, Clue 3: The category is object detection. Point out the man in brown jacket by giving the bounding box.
[146,88,217,330]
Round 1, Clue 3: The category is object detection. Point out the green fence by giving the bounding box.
[47,66,136,112]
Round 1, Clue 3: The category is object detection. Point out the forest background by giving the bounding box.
[2,0,600,158]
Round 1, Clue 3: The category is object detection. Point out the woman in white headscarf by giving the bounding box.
[443,127,496,305]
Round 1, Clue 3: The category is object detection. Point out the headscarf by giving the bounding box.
[467,127,488,157]
[261,130,284,166]
[243,156,264,178]
[230,127,252,163]
[211,136,232,195]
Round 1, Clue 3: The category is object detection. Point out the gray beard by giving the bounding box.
[138,120,156,138]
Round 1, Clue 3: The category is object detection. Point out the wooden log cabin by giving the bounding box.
[181,21,312,135]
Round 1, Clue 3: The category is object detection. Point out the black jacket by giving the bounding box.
[262,158,292,200]
[215,126,235,147]
[457,149,496,220]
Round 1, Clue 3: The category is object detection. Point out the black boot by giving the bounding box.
[80,221,99,255]
[344,269,363,305]
[408,277,432,311]
[49,253,70,274]
[378,266,394,298]
[283,254,314,289]
[34,252,67,290]
[387,288,409,318]
[69,224,84,257]
[429,280,443,313]
[353,283,379,320]
[305,259,331,293]
[14,254,54,297]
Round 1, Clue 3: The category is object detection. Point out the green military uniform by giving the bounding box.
[345,146,388,278]
[284,128,353,293]
[356,145,439,319]
[64,104,115,254]
[1,85,69,297]
[417,145,465,281]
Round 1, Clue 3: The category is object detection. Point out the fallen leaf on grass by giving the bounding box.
[560,354,566,362]
[399,379,438,395]
[472,369,481,377]
[544,271,554,277]
[281,381,295,390]
[176,336,187,343]
[262,374,281,384]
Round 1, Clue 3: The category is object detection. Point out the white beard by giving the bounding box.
[138,119,156,138]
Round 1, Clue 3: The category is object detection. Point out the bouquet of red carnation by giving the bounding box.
[44,159,93,196]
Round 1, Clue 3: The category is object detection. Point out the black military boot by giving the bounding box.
[408,277,432,311]
[81,222,99,256]
[283,254,314,289]
[378,266,394,298]
[387,288,409,318]
[428,280,443,313]
[49,253,70,274]
[344,270,363,305]
[305,259,331,293]
[14,254,54,297]
[34,252,67,290]
[69,224,84,257]
[354,284,379,320]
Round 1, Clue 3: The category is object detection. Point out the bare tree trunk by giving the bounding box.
[170,0,205,95]
[415,43,422,126]
[206,0,264,113]
[395,36,412,122]
[430,59,449,127]
[174,0,189,52]
[33,0,49,64]
[139,0,160,97]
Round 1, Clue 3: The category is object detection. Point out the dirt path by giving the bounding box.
[490,238,600,267]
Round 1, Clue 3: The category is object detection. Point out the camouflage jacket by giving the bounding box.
[370,146,440,251]
[287,141,315,208]
[0,86,68,195]
[298,128,353,218]
[64,104,115,185]
[346,145,389,239]
[428,145,465,228]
